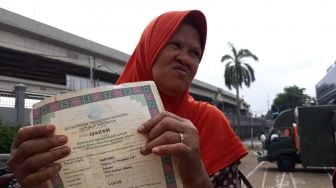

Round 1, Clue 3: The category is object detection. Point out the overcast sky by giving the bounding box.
[1,0,336,115]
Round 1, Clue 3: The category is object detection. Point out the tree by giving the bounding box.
[221,43,258,117]
[0,118,20,153]
[271,85,313,113]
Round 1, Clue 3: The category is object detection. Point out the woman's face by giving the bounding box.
[152,23,202,96]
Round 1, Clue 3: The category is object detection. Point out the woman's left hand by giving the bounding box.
[137,111,211,188]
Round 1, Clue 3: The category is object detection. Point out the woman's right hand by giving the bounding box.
[7,124,71,188]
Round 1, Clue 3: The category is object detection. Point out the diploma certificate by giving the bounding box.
[31,81,182,188]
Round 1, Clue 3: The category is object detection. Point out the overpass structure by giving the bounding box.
[0,8,249,117]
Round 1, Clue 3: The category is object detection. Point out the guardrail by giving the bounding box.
[0,89,51,108]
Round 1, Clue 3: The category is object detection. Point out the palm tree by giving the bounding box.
[221,43,258,118]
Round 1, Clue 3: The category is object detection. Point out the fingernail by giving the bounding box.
[62,147,70,154]
[57,135,67,144]
[137,125,145,132]
[140,146,146,154]
[152,147,160,153]
[54,163,61,171]
[57,147,70,156]
[46,124,55,132]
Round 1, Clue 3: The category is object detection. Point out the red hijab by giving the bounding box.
[117,10,247,176]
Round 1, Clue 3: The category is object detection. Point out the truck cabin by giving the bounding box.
[267,127,293,143]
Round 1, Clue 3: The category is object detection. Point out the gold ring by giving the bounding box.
[178,132,184,143]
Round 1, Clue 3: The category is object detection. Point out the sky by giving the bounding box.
[1,0,336,116]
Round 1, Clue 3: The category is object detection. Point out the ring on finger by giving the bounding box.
[178,132,184,143]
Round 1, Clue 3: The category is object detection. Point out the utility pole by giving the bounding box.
[267,93,269,112]
[250,115,254,149]
[89,56,96,87]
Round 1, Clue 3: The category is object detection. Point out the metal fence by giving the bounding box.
[226,114,273,139]
[0,89,50,109]
[0,89,15,107]
[0,87,53,125]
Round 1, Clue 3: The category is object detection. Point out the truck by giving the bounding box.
[257,105,336,172]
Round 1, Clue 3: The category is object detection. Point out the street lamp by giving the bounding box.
[89,56,121,88]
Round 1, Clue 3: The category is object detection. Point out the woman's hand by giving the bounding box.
[7,124,71,188]
[137,111,212,188]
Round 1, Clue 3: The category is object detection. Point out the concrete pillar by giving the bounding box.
[14,84,26,125]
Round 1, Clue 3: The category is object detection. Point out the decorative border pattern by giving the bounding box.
[32,85,177,188]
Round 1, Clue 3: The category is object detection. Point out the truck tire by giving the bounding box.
[277,155,295,172]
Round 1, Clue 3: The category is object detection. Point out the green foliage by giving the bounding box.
[271,85,313,113]
[221,43,258,116]
[0,119,20,153]
[221,43,258,90]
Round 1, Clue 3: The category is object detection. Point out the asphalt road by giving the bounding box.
[239,151,334,188]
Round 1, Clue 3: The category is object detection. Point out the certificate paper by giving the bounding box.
[31,81,182,188]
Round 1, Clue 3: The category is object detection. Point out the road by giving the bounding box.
[239,151,334,188]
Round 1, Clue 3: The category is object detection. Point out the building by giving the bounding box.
[316,62,336,105]
[0,7,250,125]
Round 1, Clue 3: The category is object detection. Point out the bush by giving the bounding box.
[0,119,20,153]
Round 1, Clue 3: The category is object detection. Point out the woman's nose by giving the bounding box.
[176,50,191,65]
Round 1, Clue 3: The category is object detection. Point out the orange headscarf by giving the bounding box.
[117,10,247,176]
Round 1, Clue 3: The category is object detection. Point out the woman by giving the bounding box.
[117,10,248,187]
[7,10,247,187]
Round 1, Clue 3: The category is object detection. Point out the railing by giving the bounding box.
[0,89,15,107]
[0,89,51,109]
[225,114,273,139]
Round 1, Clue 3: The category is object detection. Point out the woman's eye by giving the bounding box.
[191,50,201,59]
[168,42,180,49]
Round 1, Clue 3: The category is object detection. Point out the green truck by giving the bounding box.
[257,105,336,172]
